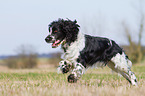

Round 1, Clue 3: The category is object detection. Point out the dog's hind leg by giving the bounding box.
[108,62,137,86]
[108,53,138,86]
[108,62,132,84]
[67,63,85,83]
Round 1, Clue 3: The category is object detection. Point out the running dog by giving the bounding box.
[45,18,138,86]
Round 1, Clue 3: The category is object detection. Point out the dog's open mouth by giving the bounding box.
[52,40,64,48]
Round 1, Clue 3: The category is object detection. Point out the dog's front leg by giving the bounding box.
[68,63,85,83]
[57,60,72,74]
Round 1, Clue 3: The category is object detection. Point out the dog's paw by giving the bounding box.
[67,74,77,83]
[62,66,70,74]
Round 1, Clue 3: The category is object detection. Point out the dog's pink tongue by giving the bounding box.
[52,40,60,47]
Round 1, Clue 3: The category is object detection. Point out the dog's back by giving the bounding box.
[77,34,124,67]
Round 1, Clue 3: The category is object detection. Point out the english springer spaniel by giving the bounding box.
[45,18,138,86]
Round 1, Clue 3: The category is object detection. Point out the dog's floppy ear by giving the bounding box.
[62,19,80,44]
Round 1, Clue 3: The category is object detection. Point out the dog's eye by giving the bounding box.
[54,30,57,32]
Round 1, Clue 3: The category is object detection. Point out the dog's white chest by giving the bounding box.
[61,33,85,61]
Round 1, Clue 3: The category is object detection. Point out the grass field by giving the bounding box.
[0,64,145,96]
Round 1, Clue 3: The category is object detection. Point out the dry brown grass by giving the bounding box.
[0,77,144,96]
[0,81,144,96]
[0,63,145,96]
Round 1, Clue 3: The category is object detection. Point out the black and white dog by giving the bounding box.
[45,18,138,85]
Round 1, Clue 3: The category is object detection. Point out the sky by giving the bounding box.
[0,0,145,55]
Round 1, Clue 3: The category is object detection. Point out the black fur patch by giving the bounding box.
[77,35,123,68]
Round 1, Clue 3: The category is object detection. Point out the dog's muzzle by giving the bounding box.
[45,35,54,43]
[45,35,65,48]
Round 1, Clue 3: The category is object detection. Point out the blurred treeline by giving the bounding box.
[4,54,37,69]
[2,45,61,69]
[3,45,38,68]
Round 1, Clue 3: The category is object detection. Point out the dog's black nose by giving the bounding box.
[45,37,52,43]
[45,35,53,42]
[45,37,48,42]
[45,37,49,42]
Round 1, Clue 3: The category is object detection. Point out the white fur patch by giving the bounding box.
[61,33,85,63]
[71,63,85,78]
[50,27,52,34]
[111,52,132,72]
[108,39,112,46]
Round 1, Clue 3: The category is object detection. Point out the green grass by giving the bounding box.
[0,72,60,81]
[0,65,145,96]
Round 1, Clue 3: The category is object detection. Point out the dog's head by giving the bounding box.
[45,18,80,48]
